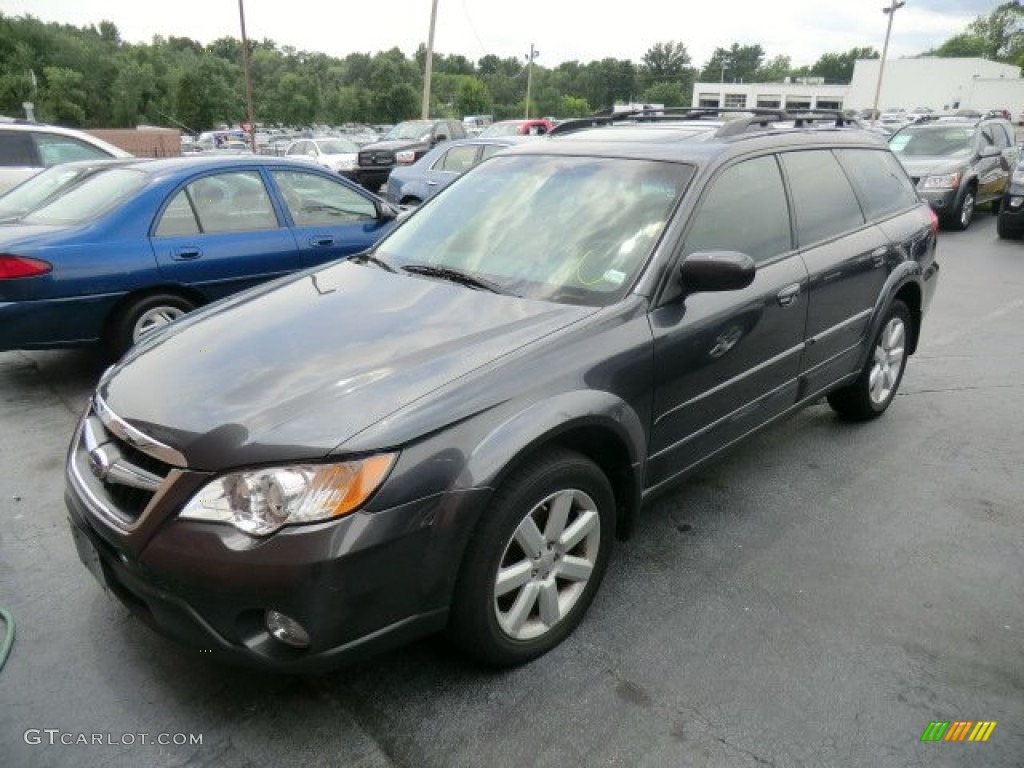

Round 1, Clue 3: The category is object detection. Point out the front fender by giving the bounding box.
[457,389,646,491]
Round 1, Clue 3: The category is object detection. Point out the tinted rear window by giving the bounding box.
[836,149,920,221]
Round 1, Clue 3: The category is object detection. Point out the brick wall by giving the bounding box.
[84,128,181,158]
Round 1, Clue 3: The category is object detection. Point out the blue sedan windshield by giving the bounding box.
[23,169,149,226]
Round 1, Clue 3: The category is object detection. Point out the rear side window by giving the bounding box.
[187,171,278,233]
[0,131,38,167]
[682,154,792,264]
[781,150,865,246]
[436,145,479,173]
[836,149,919,221]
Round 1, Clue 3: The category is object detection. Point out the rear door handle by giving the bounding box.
[777,283,801,307]
[309,236,335,247]
[426,180,439,187]
[173,247,201,260]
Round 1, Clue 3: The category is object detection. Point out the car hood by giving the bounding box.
[896,156,969,177]
[99,261,594,471]
[361,139,429,153]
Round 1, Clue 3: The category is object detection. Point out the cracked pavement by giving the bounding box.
[1,214,1022,767]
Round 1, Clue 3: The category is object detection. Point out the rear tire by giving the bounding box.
[827,300,911,421]
[106,292,196,359]
[448,447,615,666]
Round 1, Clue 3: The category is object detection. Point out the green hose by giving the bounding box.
[0,606,14,671]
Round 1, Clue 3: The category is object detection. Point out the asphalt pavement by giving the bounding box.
[1,211,1022,767]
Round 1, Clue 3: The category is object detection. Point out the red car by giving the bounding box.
[478,119,554,137]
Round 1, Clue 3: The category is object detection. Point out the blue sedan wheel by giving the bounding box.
[108,292,196,358]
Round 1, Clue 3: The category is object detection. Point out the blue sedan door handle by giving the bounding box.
[173,247,202,260]
[426,181,439,186]
[309,236,335,247]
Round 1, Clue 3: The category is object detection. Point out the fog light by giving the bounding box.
[1010,196,1023,209]
[265,610,310,648]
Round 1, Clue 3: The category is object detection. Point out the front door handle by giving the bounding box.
[426,180,439,187]
[870,246,888,268]
[309,236,335,247]
[777,283,801,307]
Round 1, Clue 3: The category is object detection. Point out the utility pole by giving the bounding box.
[525,44,539,119]
[421,0,439,119]
[238,0,256,150]
[871,0,906,119]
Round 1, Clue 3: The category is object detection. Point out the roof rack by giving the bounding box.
[549,107,862,139]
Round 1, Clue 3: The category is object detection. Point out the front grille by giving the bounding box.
[359,150,393,167]
[72,399,176,528]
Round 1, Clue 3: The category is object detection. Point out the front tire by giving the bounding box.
[448,448,615,666]
[996,211,1023,239]
[827,300,911,421]
[945,187,975,231]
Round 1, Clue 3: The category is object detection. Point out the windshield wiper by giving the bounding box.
[401,263,517,296]
[351,251,396,272]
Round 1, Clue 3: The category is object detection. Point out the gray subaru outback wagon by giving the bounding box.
[66,109,939,671]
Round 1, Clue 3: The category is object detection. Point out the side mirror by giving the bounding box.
[679,251,756,295]
[979,145,1001,158]
[434,134,448,144]
[377,201,401,222]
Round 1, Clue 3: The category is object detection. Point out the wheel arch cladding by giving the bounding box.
[894,282,922,354]
[460,391,646,541]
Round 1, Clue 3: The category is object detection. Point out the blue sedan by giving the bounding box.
[0,155,399,357]
[385,136,531,206]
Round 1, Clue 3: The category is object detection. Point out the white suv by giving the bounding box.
[0,122,132,195]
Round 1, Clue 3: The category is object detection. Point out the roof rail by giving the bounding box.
[550,107,863,138]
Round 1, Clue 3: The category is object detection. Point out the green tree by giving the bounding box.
[38,66,87,125]
[455,77,491,116]
[642,81,687,107]
[807,47,878,83]
[700,44,765,83]
[641,41,691,81]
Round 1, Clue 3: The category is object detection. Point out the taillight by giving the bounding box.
[926,207,939,235]
[0,255,52,279]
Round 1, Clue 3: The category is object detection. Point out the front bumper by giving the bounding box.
[916,186,958,214]
[64,409,488,672]
[999,192,1024,234]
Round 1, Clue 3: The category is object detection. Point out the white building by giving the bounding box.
[690,58,1024,114]
[847,57,1023,112]
[690,78,848,112]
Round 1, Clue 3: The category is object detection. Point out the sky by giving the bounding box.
[0,0,1004,69]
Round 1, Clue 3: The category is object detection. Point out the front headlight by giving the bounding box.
[395,150,416,165]
[180,454,396,536]
[920,172,961,190]
[1011,168,1024,185]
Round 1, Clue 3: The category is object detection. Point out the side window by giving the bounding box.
[780,150,865,246]
[0,131,38,166]
[480,143,507,161]
[271,169,377,226]
[682,154,791,264]
[835,149,919,221]
[438,145,479,173]
[154,190,200,237]
[33,134,111,166]
[188,171,278,233]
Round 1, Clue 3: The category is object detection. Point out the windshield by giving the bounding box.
[889,125,974,158]
[317,139,358,155]
[384,121,433,141]
[22,169,149,226]
[0,165,91,220]
[375,155,692,306]
[479,123,521,137]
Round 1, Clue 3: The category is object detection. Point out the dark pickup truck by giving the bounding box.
[356,119,466,192]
